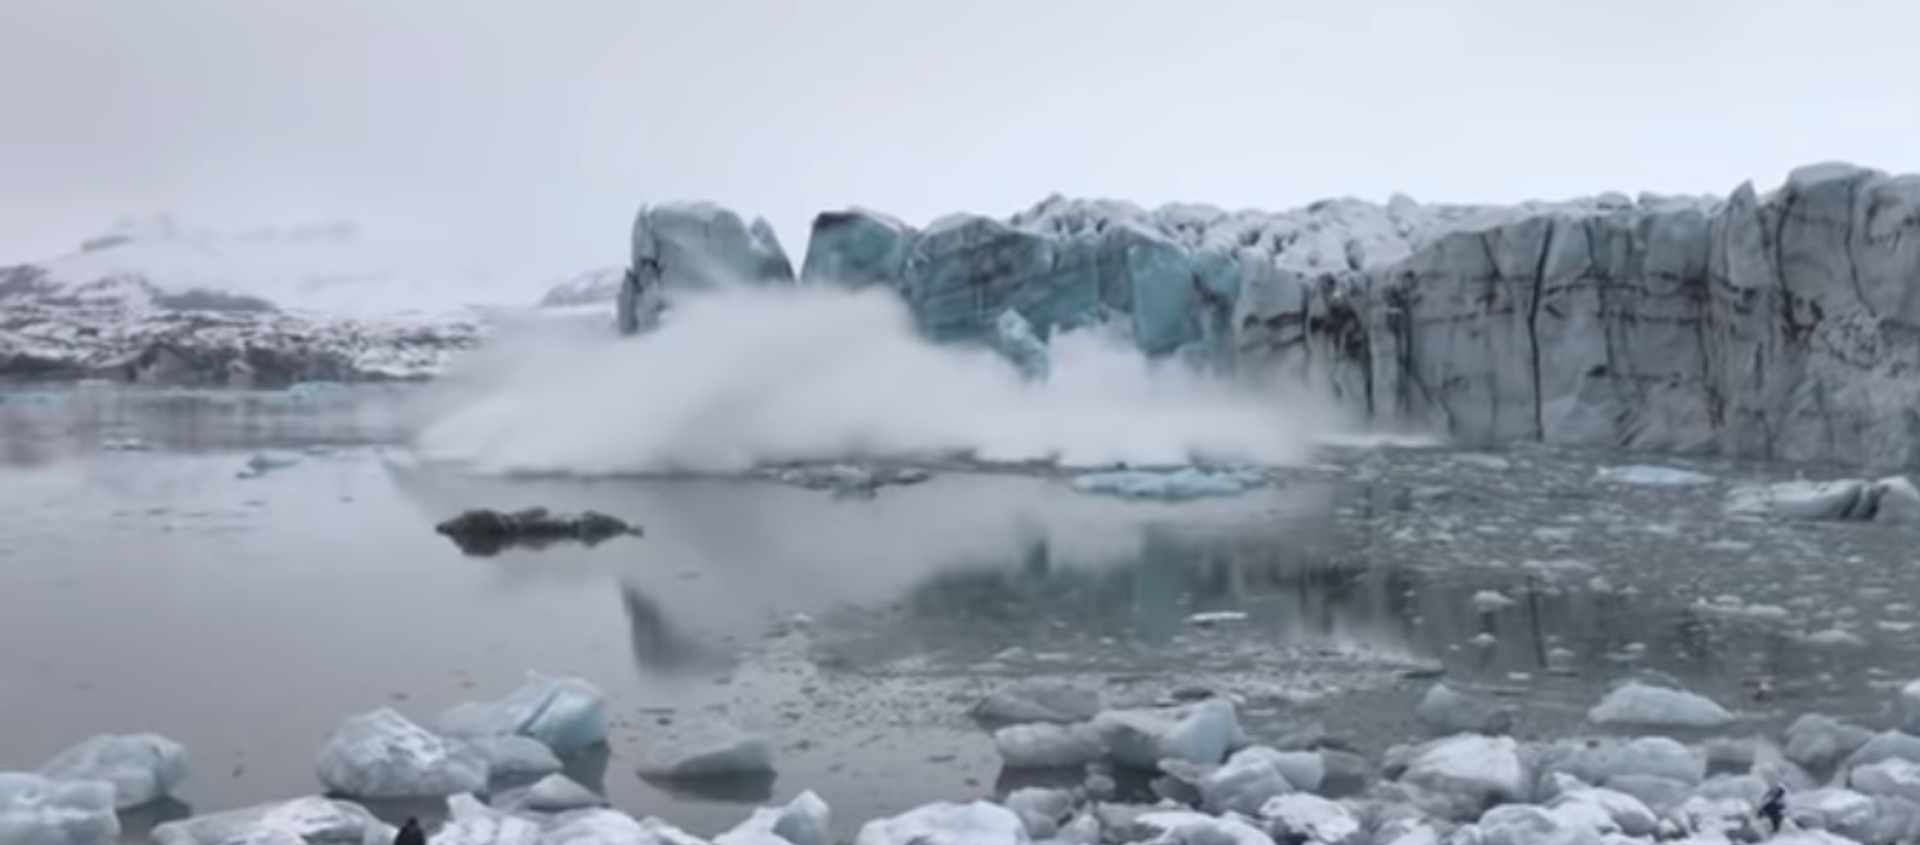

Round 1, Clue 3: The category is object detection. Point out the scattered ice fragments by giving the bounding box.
[36,732,190,810]
[1725,476,1920,523]
[1585,680,1734,730]
[1069,467,1268,501]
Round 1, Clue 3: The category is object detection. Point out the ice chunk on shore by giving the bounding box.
[433,794,542,845]
[541,809,705,845]
[1399,735,1530,818]
[639,722,775,779]
[1415,684,1514,737]
[1786,713,1875,772]
[0,773,120,845]
[716,790,830,845]
[1131,810,1273,845]
[437,672,609,754]
[316,708,489,799]
[152,796,392,845]
[854,801,1029,845]
[972,679,1103,724]
[1468,804,1600,845]
[993,723,1106,769]
[1071,467,1267,501]
[1260,793,1361,844]
[1586,681,1733,730]
[1092,698,1239,768]
[1537,737,1704,789]
[1193,746,1299,815]
[37,733,189,810]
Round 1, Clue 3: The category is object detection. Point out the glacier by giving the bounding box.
[624,161,1920,469]
[0,216,531,387]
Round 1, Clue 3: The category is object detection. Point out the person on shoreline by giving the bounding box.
[393,817,425,845]
[1757,781,1788,835]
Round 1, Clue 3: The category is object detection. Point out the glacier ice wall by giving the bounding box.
[632,162,1920,469]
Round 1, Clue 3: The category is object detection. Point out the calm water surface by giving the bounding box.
[2,385,1917,840]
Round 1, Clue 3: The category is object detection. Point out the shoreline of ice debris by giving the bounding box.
[12,665,1920,845]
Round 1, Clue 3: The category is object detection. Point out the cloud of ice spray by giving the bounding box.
[408,281,1355,476]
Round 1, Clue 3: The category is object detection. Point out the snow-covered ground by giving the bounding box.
[0,215,595,387]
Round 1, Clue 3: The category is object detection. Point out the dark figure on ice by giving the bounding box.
[392,818,425,845]
[1757,783,1788,834]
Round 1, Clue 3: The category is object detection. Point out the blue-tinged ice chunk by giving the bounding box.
[437,673,609,755]
[315,708,490,799]
[0,773,120,845]
[153,796,393,845]
[1091,698,1240,768]
[992,309,1050,381]
[38,733,189,810]
[853,801,1028,845]
[715,790,831,845]
[1112,223,1203,357]
[800,209,917,290]
[431,794,542,845]
[1070,467,1268,501]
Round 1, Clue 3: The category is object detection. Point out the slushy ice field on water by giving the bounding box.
[2,384,1918,839]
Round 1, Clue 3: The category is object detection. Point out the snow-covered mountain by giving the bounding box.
[0,216,558,387]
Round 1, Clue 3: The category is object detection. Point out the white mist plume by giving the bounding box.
[409,282,1351,476]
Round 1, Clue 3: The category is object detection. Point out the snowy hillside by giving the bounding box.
[0,216,548,386]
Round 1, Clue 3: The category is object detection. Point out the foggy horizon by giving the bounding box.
[5,0,1917,284]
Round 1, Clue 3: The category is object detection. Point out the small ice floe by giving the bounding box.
[1586,680,1734,730]
[1470,590,1517,613]
[1594,464,1715,486]
[1187,610,1250,626]
[1725,476,1920,523]
[236,451,300,479]
[757,463,932,499]
[1070,466,1268,502]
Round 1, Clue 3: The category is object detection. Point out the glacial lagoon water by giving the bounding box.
[2,384,1919,840]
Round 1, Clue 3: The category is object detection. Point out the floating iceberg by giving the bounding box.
[1725,477,1920,523]
[1069,467,1268,501]
[436,672,610,754]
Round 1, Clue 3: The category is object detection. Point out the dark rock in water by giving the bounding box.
[392,818,425,845]
[433,507,642,557]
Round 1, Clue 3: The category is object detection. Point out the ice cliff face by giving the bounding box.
[632,162,1920,469]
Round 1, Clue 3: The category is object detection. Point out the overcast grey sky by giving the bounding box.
[2,0,1915,281]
